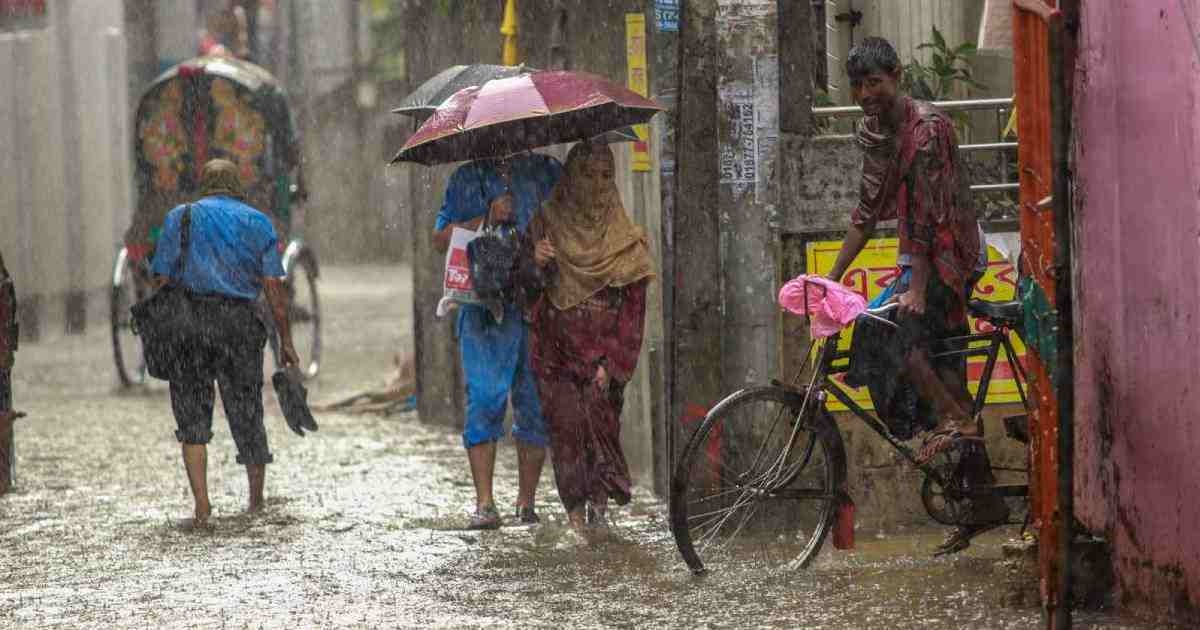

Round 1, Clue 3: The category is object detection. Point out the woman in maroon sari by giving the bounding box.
[528,141,655,536]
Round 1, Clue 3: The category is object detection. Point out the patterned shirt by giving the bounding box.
[851,97,981,296]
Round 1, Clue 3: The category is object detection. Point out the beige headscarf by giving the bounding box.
[199,158,245,199]
[535,142,655,310]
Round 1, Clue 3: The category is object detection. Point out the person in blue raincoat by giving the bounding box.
[432,153,563,529]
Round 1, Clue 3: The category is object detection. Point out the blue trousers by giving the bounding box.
[458,305,547,449]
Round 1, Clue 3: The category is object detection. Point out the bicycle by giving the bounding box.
[110,239,322,387]
[668,279,1030,574]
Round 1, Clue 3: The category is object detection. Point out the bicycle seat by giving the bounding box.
[967,299,1023,328]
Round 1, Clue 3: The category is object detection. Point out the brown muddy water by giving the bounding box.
[0,266,1167,629]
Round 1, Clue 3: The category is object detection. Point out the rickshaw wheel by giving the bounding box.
[285,251,321,380]
[111,247,148,388]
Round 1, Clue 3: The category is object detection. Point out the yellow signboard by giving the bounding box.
[625,13,651,172]
[805,238,1027,410]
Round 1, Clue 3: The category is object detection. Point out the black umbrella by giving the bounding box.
[392,63,536,120]
[596,126,642,145]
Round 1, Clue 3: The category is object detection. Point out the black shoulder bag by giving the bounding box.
[467,218,520,304]
[130,205,203,381]
[466,166,522,308]
[467,158,549,309]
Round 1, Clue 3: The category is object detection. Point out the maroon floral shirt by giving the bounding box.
[852,97,981,297]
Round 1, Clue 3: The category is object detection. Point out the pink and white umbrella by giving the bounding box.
[390,70,664,165]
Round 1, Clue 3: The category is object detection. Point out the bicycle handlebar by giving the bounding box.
[860,302,900,330]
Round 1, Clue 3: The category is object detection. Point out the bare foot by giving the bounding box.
[246,499,264,514]
[177,507,212,530]
[567,507,587,534]
[931,415,980,437]
[917,419,984,464]
[556,525,589,549]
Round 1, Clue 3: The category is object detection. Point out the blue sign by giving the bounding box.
[655,0,679,32]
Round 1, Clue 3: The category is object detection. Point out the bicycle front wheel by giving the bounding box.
[669,386,847,574]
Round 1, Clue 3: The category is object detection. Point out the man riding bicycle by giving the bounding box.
[824,37,1009,554]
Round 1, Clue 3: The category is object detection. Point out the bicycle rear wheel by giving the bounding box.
[285,252,321,379]
[110,248,147,388]
[669,386,846,574]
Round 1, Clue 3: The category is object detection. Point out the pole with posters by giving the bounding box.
[714,0,779,403]
[649,0,680,494]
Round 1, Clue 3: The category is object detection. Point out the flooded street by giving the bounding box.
[0,266,1159,629]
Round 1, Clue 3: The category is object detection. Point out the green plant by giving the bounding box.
[813,89,836,108]
[813,89,845,135]
[901,26,985,101]
[367,0,409,82]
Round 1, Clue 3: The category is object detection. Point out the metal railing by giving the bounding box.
[813,97,1014,119]
[813,97,1020,211]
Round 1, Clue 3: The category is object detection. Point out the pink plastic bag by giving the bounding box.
[777,275,867,338]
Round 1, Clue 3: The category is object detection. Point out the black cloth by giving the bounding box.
[168,296,272,465]
[272,369,318,436]
[845,273,968,440]
[468,222,521,304]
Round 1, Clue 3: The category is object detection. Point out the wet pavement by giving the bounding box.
[0,266,1165,629]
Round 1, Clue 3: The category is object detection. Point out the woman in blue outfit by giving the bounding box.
[432,152,563,529]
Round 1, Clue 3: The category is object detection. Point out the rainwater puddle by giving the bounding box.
[0,266,1166,629]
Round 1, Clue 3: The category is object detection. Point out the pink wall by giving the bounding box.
[1072,0,1200,621]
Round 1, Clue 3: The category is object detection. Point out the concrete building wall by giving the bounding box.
[0,0,128,341]
[61,2,133,328]
[154,0,193,67]
[1071,0,1200,622]
[824,0,985,104]
[280,0,391,265]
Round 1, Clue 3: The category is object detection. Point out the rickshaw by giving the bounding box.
[111,56,321,387]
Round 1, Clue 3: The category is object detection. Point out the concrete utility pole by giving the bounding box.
[402,0,476,429]
[650,0,680,493]
[666,0,814,474]
[778,0,817,137]
[669,0,723,453]
[548,0,569,70]
[52,3,86,334]
[714,0,780,396]
[123,0,160,118]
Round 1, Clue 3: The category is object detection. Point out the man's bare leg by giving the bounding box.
[467,441,497,511]
[515,441,545,510]
[246,464,265,512]
[181,444,211,526]
[936,363,980,431]
[905,348,986,463]
[905,348,975,432]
